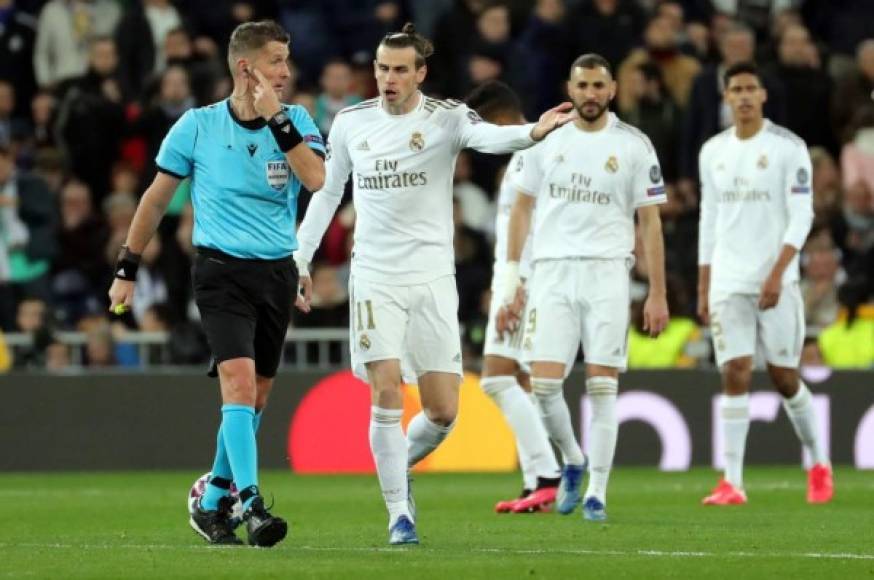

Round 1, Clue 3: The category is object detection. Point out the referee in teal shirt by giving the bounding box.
[109,20,325,548]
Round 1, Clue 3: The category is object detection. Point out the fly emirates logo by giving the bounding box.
[719,176,771,203]
[356,159,428,190]
[548,172,611,205]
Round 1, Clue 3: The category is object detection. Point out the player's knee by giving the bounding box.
[722,358,752,390]
[425,405,457,427]
[482,355,518,378]
[480,375,516,398]
[531,377,563,399]
[768,367,799,397]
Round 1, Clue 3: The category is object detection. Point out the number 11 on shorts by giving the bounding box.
[356,300,376,331]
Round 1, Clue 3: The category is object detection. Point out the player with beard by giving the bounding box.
[499,53,670,522]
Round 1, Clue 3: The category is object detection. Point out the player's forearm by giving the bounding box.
[295,185,344,263]
[506,194,534,262]
[769,244,799,278]
[285,146,325,193]
[640,213,667,297]
[782,197,814,252]
[697,265,710,299]
[467,123,536,154]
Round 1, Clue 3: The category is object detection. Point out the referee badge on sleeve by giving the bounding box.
[266,159,290,191]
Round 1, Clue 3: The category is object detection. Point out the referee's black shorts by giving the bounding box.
[192,247,298,378]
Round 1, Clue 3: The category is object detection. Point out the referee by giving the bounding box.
[108,20,325,547]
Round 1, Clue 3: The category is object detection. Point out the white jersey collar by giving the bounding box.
[378,90,426,119]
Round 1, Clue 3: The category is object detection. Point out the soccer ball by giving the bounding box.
[187,471,244,529]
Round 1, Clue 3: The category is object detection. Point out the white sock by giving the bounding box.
[532,378,585,466]
[407,412,454,468]
[369,406,410,527]
[783,381,828,465]
[583,377,618,504]
[721,394,750,490]
[482,376,560,489]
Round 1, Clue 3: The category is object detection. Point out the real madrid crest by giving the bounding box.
[757,154,768,169]
[605,155,619,173]
[359,334,371,351]
[409,132,425,152]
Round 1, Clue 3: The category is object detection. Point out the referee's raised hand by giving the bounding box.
[251,68,282,120]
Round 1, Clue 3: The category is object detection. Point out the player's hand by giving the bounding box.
[643,293,669,337]
[696,290,710,325]
[251,68,282,121]
[294,257,312,313]
[495,285,525,339]
[758,271,782,310]
[108,278,135,315]
[530,102,577,141]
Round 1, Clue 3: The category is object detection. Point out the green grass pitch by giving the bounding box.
[1,468,872,579]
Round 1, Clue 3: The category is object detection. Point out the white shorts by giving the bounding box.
[483,276,528,367]
[709,283,805,368]
[524,259,631,376]
[349,274,463,385]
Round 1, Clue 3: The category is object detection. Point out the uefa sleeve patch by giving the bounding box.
[304,134,324,145]
[791,186,810,194]
[647,185,667,197]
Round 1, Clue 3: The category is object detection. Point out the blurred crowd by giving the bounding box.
[0,0,873,371]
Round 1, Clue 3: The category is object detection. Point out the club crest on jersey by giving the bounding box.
[409,132,425,152]
[605,155,619,173]
[359,334,371,351]
[265,160,290,191]
[757,154,768,169]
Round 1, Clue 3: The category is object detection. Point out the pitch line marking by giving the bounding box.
[2,543,873,560]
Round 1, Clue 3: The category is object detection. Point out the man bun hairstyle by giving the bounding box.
[723,61,761,87]
[379,22,434,68]
[227,20,290,71]
[465,80,522,120]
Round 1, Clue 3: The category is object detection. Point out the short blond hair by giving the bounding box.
[227,20,289,72]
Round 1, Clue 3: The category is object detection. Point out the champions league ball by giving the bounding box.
[187,471,244,529]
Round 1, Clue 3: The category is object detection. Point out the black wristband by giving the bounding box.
[267,111,303,153]
[114,245,141,281]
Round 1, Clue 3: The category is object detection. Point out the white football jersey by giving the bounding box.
[296,92,536,285]
[698,120,814,294]
[493,149,534,278]
[517,113,667,262]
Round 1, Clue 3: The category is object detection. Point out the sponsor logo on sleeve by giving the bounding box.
[792,166,810,194]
